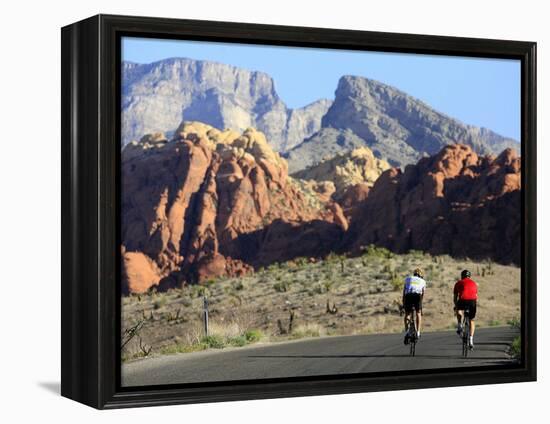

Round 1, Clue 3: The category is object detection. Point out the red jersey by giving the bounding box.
[454,277,478,301]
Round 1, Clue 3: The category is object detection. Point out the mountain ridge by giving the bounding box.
[122,58,332,151]
[285,75,518,171]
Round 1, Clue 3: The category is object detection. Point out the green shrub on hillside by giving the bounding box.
[273,281,290,292]
[363,244,393,259]
[201,335,225,349]
[245,329,263,342]
[390,276,404,291]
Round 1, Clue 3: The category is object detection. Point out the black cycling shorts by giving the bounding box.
[456,299,477,320]
[404,293,422,313]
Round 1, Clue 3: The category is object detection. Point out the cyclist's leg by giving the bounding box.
[468,301,477,344]
[416,295,423,336]
[456,308,464,333]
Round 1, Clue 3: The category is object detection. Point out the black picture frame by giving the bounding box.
[61,14,537,409]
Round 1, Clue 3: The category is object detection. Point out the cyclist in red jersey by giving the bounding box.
[453,269,478,348]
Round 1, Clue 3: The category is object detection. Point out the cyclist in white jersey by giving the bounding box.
[402,268,427,344]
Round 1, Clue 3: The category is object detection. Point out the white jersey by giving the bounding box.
[403,275,426,295]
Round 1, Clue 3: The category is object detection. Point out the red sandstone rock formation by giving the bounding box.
[121,130,520,295]
[344,144,521,264]
[121,122,345,292]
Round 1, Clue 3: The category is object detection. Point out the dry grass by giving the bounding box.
[122,248,520,361]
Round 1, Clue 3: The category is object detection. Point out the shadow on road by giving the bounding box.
[247,354,510,361]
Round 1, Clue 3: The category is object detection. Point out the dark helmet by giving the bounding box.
[461,269,471,279]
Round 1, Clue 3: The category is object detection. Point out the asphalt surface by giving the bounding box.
[121,327,518,387]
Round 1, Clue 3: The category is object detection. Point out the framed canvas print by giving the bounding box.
[61,14,537,409]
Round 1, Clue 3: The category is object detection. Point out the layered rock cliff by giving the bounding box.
[121,121,520,294]
[121,122,345,293]
[292,147,391,193]
[343,144,521,264]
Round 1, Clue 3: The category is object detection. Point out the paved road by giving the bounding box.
[121,327,518,387]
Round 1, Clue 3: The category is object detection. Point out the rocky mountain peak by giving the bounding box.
[286,75,519,173]
[122,58,332,152]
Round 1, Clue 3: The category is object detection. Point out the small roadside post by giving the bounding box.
[203,295,209,337]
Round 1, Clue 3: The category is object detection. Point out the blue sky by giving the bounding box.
[122,37,521,141]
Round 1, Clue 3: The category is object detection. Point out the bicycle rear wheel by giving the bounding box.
[462,313,470,357]
[409,307,417,356]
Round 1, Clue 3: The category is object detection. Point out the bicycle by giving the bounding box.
[461,307,472,357]
[408,306,418,356]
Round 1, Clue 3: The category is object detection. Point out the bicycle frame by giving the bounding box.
[462,308,471,357]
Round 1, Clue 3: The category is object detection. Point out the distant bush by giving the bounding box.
[510,336,521,360]
[232,280,245,291]
[160,343,207,355]
[294,257,309,267]
[245,329,263,343]
[508,317,521,330]
[201,335,225,349]
[311,284,328,295]
[390,276,404,291]
[273,281,290,292]
[408,249,425,258]
[291,323,323,339]
[362,244,393,259]
[325,252,344,263]
[153,297,167,310]
[267,263,280,272]
[228,336,247,347]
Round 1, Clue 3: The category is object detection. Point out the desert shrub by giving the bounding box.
[232,280,245,291]
[408,249,425,258]
[396,263,408,273]
[311,284,328,295]
[160,342,207,355]
[267,263,279,272]
[190,285,208,298]
[508,317,521,330]
[228,336,247,347]
[363,244,393,259]
[291,323,323,339]
[180,297,193,308]
[153,296,167,310]
[294,257,309,267]
[201,335,225,349]
[274,281,289,292]
[382,262,395,273]
[325,252,342,263]
[510,336,521,360]
[488,320,501,326]
[245,329,263,343]
[390,276,404,291]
